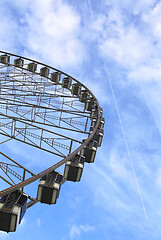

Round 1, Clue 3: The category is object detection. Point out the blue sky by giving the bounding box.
[1,0,161,239]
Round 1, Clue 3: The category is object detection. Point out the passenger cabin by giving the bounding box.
[85,97,95,112]
[90,107,98,119]
[64,154,85,182]
[0,55,10,64]
[0,190,28,232]
[79,90,89,103]
[14,58,24,68]
[91,117,105,129]
[90,107,103,119]
[62,77,72,90]
[80,139,98,163]
[37,171,63,204]
[27,62,37,72]
[51,72,61,83]
[40,67,49,77]
[71,83,81,97]
[89,126,104,147]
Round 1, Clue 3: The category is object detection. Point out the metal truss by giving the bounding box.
[0,51,102,209]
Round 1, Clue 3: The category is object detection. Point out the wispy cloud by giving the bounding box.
[84,0,161,135]
[69,224,95,240]
[0,0,85,69]
[0,231,8,240]
[36,218,41,228]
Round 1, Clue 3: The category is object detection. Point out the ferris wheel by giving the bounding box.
[0,51,105,232]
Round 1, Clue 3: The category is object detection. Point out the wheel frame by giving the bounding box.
[0,50,102,207]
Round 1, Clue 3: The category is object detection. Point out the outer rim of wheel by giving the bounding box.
[0,50,101,197]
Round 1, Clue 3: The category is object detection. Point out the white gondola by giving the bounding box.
[37,171,63,204]
[0,191,28,232]
[51,72,61,83]
[90,107,103,119]
[14,58,24,68]
[89,126,104,147]
[64,154,85,182]
[0,54,10,64]
[40,67,49,77]
[62,77,72,90]
[91,117,105,129]
[79,90,89,103]
[90,107,97,119]
[71,83,81,97]
[80,139,98,163]
[27,62,37,72]
[85,97,95,112]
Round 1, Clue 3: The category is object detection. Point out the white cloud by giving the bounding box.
[88,1,161,85]
[108,150,130,179]
[128,65,161,83]
[36,218,41,228]
[87,0,161,132]
[95,7,154,72]
[79,224,95,232]
[69,224,95,240]
[69,225,80,239]
[101,28,152,69]
[23,0,84,67]
[105,0,157,14]
[0,231,8,240]
[142,1,161,41]
[84,137,161,221]
[0,0,85,68]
